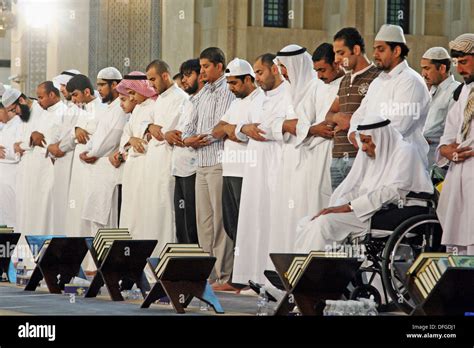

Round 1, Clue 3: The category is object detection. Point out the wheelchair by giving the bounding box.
[260,171,444,315]
[347,189,444,314]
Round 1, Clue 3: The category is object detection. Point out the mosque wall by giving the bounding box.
[5,0,474,95]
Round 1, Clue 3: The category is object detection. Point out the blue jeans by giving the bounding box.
[331,157,355,190]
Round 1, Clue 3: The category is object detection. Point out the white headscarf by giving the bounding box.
[330,115,433,206]
[275,44,318,106]
[52,69,81,89]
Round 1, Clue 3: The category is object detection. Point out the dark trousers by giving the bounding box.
[174,174,198,244]
[222,176,242,242]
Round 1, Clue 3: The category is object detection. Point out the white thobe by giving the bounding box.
[423,75,461,166]
[15,102,43,236]
[64,98,105,238]
[221,88,264,178]
[119,98,155,240]
[436,82,474,248]
[232,81,290,284]
[81,97,128,234]
[49,103,81,234]
[16,101,64,236]
[0,116,22,228]
[13,102,46,266]
[270,78,330,257]
[142,85,189,253]
[296,76,343,213]
[350,60,431,167]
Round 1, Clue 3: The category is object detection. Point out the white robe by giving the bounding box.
[232,81,290,284]
[220,88,264,178]
[296,76,343,213]
[350,60,431,167]
[271,78,330,257]
[50,103,81,235]
[436,82,474,247]
[119,98,155,240]
[296,119,433,252]
[423,75,461,166]
[0,116,22,228]
[13,102,44,267]
[15,102,43,236]
[64,98,105,237]
[142,85,189,253]
[15,101,63,236]
[81,97,128,233]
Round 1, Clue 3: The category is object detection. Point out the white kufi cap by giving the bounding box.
[422,47,450,60]
[97,67,123,80]
[375,24,406,44]
[1,88,21,108]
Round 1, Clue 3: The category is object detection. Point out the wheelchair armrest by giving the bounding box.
[406,191,438,209]
[406,191,435,201]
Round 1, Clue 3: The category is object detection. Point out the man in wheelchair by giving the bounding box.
[296,114,433,252]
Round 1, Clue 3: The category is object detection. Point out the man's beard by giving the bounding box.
[185,81,198,95]
[259,75,276,92]
[375,61,388,71]
[464,73,474,84]
[19,104,31,122]
[101,91,114,103]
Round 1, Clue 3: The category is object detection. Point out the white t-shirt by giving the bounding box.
[171,98,198,177]
[220,88,264,177]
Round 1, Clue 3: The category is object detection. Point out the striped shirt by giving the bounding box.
[333,64,380,158]
[183,75,236,167]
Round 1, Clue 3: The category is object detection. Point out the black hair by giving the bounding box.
[12,93,27,105]
[146,59,171,74]
[451,50,474,59]
[104,79,121,89]
[66,74,94,94]
[173,73,183,80]
[12,94,31,122]
[38,81,60,97]
[333,27,365,53]
[255,53,276,68]
[386,42,410,60]
[431,58,451,73]
[179,58,201,76]
[233,75,255,83]
[312,43,335,64]
[199,47,226,68]
[0,102,3,108]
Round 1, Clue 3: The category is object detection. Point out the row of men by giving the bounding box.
[0,24,472,289]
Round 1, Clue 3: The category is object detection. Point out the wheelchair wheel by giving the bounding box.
[381,214,443,314]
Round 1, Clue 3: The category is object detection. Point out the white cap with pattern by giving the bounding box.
[97,67,123,80]
[1,88,22,108]
[422,47,451,60]
[375,24,406,44]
